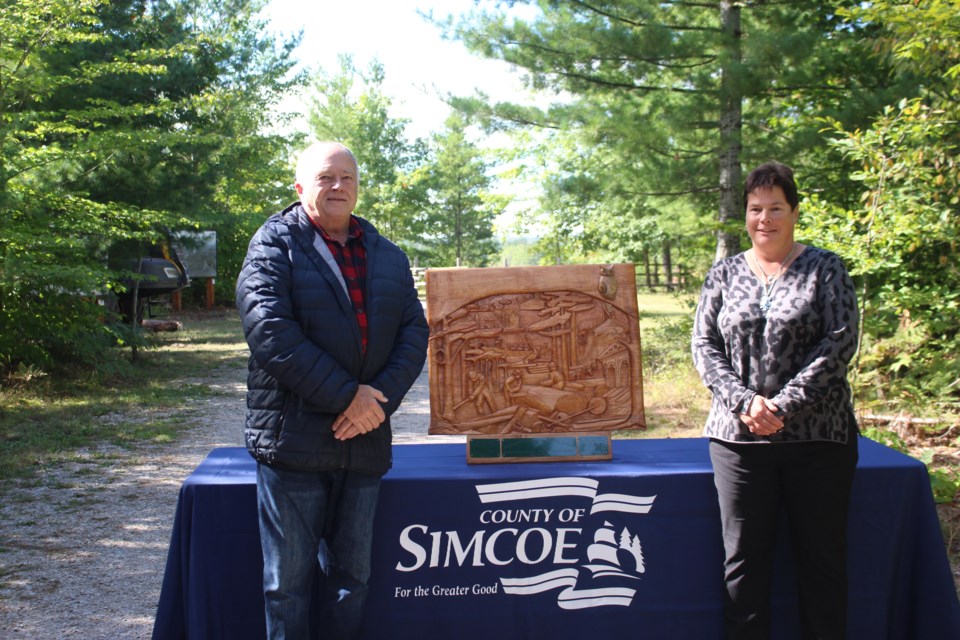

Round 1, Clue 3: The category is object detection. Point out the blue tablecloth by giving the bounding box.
[152,438,960,639]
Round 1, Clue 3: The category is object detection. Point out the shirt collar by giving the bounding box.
[309,213,364,245]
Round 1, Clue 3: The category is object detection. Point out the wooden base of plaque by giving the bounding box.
[466,432,612,464]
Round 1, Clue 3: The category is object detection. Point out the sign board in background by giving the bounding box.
[172,230,217,279]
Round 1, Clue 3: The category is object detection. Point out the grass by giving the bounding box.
[636,291,697,331]
[622,291,709,439]
[0,309,248,482]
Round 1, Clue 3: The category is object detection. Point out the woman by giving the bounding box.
[692,162,860,640]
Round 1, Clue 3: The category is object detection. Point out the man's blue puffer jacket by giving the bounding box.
[236,203,428,476]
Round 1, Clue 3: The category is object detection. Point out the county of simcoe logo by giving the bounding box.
[477,476,655,610]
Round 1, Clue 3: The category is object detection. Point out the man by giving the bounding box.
[466,368,495,414]
[236,141,429,639]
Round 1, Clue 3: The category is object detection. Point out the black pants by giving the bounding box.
[709,437,859,640]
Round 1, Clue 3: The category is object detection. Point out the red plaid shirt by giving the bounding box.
[310,215,368,352]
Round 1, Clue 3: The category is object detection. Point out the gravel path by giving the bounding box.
[0,349,454,639]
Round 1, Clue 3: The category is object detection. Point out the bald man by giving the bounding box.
[237,142,428,639]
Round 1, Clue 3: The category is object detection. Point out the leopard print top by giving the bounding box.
[691,246,859,444]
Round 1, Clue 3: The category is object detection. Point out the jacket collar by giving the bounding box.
[282,202,378,246]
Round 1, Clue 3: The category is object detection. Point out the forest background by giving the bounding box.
[0,1,958,512]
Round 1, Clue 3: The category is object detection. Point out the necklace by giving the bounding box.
[751,243,796,314]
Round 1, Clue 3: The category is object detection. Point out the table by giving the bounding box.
[152,438,960,639]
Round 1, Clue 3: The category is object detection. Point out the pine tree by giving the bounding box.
[450,1,908,264]
[420,112,503,267]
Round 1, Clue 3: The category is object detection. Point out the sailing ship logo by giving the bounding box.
[585,521,645,580]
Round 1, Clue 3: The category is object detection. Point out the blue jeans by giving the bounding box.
[257,463,382,640]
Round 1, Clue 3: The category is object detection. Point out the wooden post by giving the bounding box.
[171,291,182,311]
[205,278,215,310]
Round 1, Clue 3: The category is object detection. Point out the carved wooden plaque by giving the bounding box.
[426,264,645,437]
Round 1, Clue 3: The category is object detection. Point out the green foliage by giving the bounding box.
[916,448,960,504]
[797,2,960,512]
[641,313,694,377]
[451,0,906,264]
[638,292,698,376]
[304,58,510,268]
[860,427,909,454]
[800,1,960,408]
[305,56,429,253]
[0,0,299,376]
[862,426,960,505]
[420,112,502,267]
[839,0,960,87]
[499,236,542,267]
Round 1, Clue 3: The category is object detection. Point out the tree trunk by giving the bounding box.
[715,1,743,263]
[455,204,463,266]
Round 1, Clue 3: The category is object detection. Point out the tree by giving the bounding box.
[500,235,541,266]
[1,0,170,374]
[449,1,911,267]
[0,0,299,375]
[39,0,302,302]
[801,1,960,407]
[490,114,704,272]
[305,56,429,254]
[421,112,503,267]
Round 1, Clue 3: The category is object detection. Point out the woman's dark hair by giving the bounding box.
[743,162,799,211]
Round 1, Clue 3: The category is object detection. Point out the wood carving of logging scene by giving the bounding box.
[426,264,646,436]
